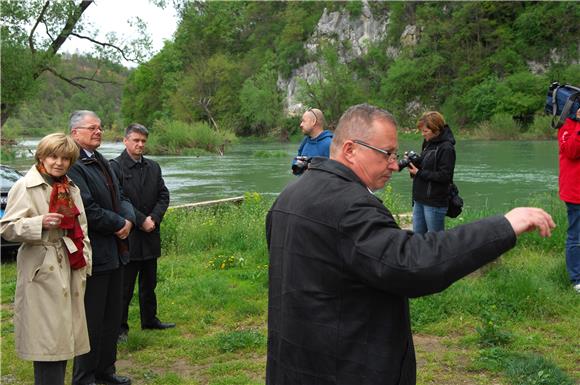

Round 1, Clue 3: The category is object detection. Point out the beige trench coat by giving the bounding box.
[0,165,92,361]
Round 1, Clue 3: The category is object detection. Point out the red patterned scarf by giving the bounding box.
[37,164,86,269]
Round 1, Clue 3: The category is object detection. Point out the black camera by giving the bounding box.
[292,156,312,175]
[397,150,421,171]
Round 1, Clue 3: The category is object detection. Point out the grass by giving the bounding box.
[1,192,578,384]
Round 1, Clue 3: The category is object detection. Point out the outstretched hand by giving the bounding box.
[504,207,555,238]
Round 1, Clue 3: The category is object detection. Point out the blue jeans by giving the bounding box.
[566,202,580,285]
[412,201,447,234]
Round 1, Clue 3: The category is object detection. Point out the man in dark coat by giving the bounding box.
[265,104,555,385]
[110,124,173,341]
[68,110,135,385]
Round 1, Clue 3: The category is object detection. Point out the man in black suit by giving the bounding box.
[68,110,134,385]
[110,123,173,342]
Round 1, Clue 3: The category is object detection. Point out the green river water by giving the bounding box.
[8,138,559,213]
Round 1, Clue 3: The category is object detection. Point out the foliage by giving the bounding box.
[239,60,284,136]
[297,45,367,128]
[473,113,522,140]
[476,306,514,347]
[146,118,236,155]
[7,2,580,140]
[121,42,183,126]
[0,0,152,127]
[3,54,129,136]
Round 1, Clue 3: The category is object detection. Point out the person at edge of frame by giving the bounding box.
[558,108,580,293]
[0,133,92,385]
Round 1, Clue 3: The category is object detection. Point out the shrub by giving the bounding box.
[525,115,557,139]
[147,118,237,155]
[474,113,521,140]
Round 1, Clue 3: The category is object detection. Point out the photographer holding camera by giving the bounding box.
[291,108,333,175]
[407,111,456,234]
[559,108,580,293]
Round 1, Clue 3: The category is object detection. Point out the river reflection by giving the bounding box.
[7,138,559,212]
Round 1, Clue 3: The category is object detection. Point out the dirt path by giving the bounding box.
[116,334,506,385]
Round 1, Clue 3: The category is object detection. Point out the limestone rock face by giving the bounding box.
[283,1,396,114]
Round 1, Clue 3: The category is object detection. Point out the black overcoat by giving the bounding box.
[110,150,170,260]
[68,149,135,273]
[266,157,516,385]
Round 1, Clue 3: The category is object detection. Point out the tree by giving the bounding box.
[1,0,152,127]
[169,53,242,128]
[239,60,283,136]
[298,45,366,128]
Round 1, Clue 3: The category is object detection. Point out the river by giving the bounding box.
[6,138,559,213]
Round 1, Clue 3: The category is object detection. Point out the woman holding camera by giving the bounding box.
[0,133,91,385]
[407,111,456,234]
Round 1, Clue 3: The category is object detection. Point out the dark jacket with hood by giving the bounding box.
[266,157,515,385]
[412,125,456,207]
[110,150,170,261]
[67,149,135,273]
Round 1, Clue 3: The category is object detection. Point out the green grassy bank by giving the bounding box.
[1,192,578,384]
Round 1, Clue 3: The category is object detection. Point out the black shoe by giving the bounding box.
[95,373,131,385]
[142,318,176,330]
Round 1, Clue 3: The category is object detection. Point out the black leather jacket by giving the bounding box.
[266,157,515,385]
[412,125,456,207]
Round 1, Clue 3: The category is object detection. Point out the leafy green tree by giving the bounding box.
[122,42,182,126]
[4,53,129,135]
[239,61,283,136]
[1,0,151,127]
[170,54,242,129]
[298,46,366,128]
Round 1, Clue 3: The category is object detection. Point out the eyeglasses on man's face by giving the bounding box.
[353,139,399,163]
[75,125,103,132]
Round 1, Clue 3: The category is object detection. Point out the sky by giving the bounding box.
[59,0,179,67]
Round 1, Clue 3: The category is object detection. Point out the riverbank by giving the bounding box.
[1,192,578,384]
[0,111,558,162]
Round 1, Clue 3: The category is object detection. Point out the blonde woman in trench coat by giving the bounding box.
[0,133,92,385]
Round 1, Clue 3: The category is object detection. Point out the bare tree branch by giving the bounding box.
[198,97,219,130]
[44,67,120,87]
[41,18,55,44]
[69,75,119,85]
[44,67,87,89]
[69,32,137,62]
[29,1,51,54]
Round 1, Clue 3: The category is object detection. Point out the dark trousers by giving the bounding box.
[33,360,66,385]
[121,258,158,332]
[72,267,123,385]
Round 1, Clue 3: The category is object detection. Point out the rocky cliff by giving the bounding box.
[279,1,402,115]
